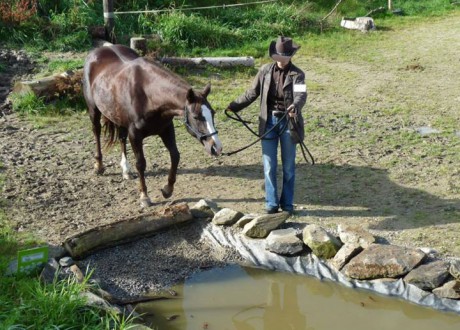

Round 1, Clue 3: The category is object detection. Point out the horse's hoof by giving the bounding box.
[94,165,105,175]
[140,197,153,208]
[161,186,173,199]
[122,172,133,180]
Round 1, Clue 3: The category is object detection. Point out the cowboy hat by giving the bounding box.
[269,36,300,62]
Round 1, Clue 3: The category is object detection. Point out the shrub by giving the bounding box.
[0,0,37,26]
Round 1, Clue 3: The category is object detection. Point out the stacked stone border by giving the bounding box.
[194,199,460,314]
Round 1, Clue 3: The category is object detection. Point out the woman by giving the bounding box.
[227,36,307,214]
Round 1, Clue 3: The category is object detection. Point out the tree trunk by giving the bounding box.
[12,70,82,100]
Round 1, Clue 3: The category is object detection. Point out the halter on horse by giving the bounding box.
[82,44,222,207]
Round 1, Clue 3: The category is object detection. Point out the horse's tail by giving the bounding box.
[102,116,119,150]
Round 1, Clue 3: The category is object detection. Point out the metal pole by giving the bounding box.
[103,0,115,43]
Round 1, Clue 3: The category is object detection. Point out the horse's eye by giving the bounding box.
[193,113,205,121]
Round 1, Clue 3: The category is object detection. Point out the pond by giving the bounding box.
[136,265,460,330]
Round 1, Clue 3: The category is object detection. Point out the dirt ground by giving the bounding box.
[1,13,459,284]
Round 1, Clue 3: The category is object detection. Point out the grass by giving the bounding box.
[36,57,85,77]
[0,270,138,329]
[10,91,47,115]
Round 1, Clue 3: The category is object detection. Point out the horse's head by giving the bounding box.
[184,83,223,156]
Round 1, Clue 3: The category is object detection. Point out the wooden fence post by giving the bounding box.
[130,37,147,56]
[103,0,115,43]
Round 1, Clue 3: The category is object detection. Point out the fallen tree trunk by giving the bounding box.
[160,56,255,67]
[12,70,83,100]
[63,202,193,258]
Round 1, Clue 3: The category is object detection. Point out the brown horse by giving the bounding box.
[82,44,222,207]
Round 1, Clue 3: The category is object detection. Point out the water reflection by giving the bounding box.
[231,267,309,330]
[137,265,460,330]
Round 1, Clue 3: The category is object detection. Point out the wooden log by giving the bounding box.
[340,17,376,32]
[12,70,82,100]
[63,202,193,259]
[160,56,255,67]
[130,37,147,56]
[13,75,60,98]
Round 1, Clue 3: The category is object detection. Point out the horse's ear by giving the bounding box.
[186,88,196,103]
[202,83,211,98]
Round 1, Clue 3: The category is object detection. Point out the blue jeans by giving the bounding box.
[261,114,297,212]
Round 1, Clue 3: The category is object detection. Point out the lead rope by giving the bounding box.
[221,109,287,156]
[223,109,315,164]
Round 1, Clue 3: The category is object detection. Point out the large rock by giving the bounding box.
[39,258,63,284]
[404,260,451,290]
[80,291,121,314]
[212,208,244,226]
[449,259,460,279]
[331,243,363,271]
[265,228,304,255]
[342,244,426,280]
[242,212,289,238]
[191,199,219,218]
[235,214,257,228]
[338,224,375,248]
[302,224,342,259]
[432,280,460,299]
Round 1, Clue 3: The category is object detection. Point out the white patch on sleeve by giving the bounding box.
[294,84,306,92]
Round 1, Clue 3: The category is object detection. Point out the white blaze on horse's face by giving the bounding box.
[201,104,222,156]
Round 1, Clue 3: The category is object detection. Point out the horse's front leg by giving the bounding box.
[119,127,132,180]
[160,123,180,198]
[89,107,104,175]
[129,132,151,207]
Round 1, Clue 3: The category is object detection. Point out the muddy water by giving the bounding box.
[137,265,460,330]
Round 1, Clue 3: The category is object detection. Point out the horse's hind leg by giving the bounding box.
[159,123,180,199]
[129,131,152,207]
[119,127,132,180]
[88,105,105,175]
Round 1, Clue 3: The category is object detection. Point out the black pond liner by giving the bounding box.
[201,222,460,315]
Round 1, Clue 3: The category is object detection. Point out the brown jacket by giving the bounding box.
[228,62,307,142]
